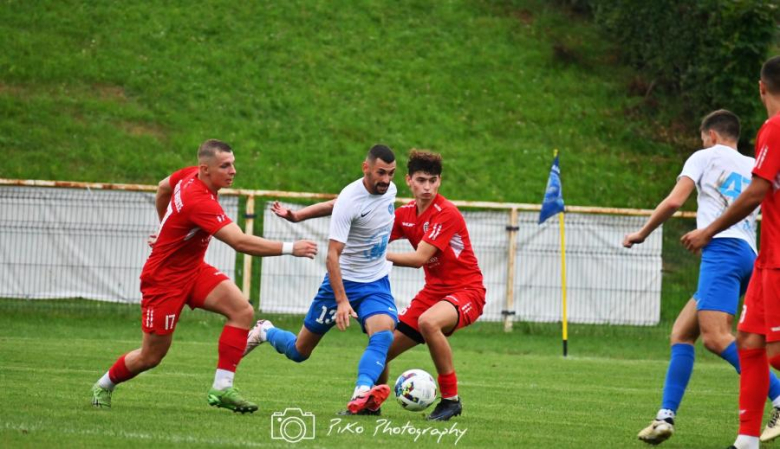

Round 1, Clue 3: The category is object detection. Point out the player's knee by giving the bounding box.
[233,301,255,327]
[288,348,309,363]
[284,340,309,363]
[418,316,442,337]
[370,330,394,348]
[669,329,695,346]
[700,328,731,354]
[737,331,763,350]
[701,335,726,354]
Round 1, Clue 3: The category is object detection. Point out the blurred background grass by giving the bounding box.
[0,0,696,208]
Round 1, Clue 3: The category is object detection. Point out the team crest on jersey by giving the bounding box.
[388,203,394,215]
[363,229,390,261]
[423,221,429,233]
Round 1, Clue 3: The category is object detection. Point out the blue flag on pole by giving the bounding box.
[539,154,564,224]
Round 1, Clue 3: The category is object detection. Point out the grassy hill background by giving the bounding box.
[0,0,706,208]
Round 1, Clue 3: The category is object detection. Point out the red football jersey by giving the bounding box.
[754,113,780,268]
[391,194,484,291]
[140,167,232,287]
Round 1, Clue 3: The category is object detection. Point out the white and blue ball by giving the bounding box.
[394,369,437,411]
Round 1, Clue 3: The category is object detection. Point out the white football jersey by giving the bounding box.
[678,144,757,253]
[329,178,396,282]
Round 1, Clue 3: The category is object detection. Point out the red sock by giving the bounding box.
[217,325,249,372]
[438,371,458,399]
[108,354,138,385]
[739,348,770,437]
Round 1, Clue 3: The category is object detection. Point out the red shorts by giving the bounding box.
[397,286,485,344]
[140,264,230,335]
[738,266,780,342]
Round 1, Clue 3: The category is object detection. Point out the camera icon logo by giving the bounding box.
[271,408,316,443]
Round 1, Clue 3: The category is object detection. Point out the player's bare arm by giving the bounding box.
[326,239,357,331]
[624,177,695,248]
[387,240,439,268]
[148,176,174,247]
[215,222,318,258]
[155,176,173,221]
[681,176,770,253]
[272,199,336,223]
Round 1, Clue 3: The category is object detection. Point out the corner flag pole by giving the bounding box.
[551,148,569,357]
[539,148,567,356]
[559,208,568,357]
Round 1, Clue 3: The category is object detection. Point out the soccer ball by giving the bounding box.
[394,369,437,411]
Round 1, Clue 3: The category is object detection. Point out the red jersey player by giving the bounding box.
[379,149,486,421]
[681,56,780,449]
[90,139,317,413]
[264,149,485,420]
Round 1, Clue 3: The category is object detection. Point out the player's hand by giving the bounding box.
[680,228,710,254]
[622,232,645,248]
[272,201,299,223]
[147,233,158,248]
[335,301,357,331]
[293,240,318,259]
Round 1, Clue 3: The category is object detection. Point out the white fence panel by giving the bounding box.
[259,202,662,325]
[0,186,238,302]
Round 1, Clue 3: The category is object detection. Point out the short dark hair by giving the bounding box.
[762,56,780,95]
[407,149,442,176]
[366,144,395,164]
[700,109,740,142]
[198,139,232,160]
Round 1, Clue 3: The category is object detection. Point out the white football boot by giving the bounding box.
[243,319,274,356]
[761,407,780,442]
[637,419,674,445]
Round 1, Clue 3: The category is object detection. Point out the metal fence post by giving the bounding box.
[503,207,519,332]
[242,195,255,301]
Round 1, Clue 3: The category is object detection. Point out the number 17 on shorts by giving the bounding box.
[142,306,179,334]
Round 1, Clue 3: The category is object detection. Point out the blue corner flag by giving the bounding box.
[539,153,564,224]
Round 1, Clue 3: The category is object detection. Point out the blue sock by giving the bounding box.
[267,328,308,363]
[356,330,393,388]
[720,341,780,401]
[660,343,695,413]
[719,341,740,374]
[770,371,780,402]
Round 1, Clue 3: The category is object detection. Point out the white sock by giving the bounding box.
[352,385,370,399]
[212,369,235,390]
[444,395,459,401]
[655,409,675,421]
[734,434,759,449]
[772,395,780,408]
[98,372,116,391]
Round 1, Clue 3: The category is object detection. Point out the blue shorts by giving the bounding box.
[693,238,755,315]
[303,275,398,335]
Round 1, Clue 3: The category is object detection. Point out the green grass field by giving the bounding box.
[0,0,692,209]
[0,300,769,448]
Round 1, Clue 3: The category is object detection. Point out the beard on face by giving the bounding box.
[374,182,389,195]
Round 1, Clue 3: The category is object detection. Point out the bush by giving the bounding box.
[567,0,777,143]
